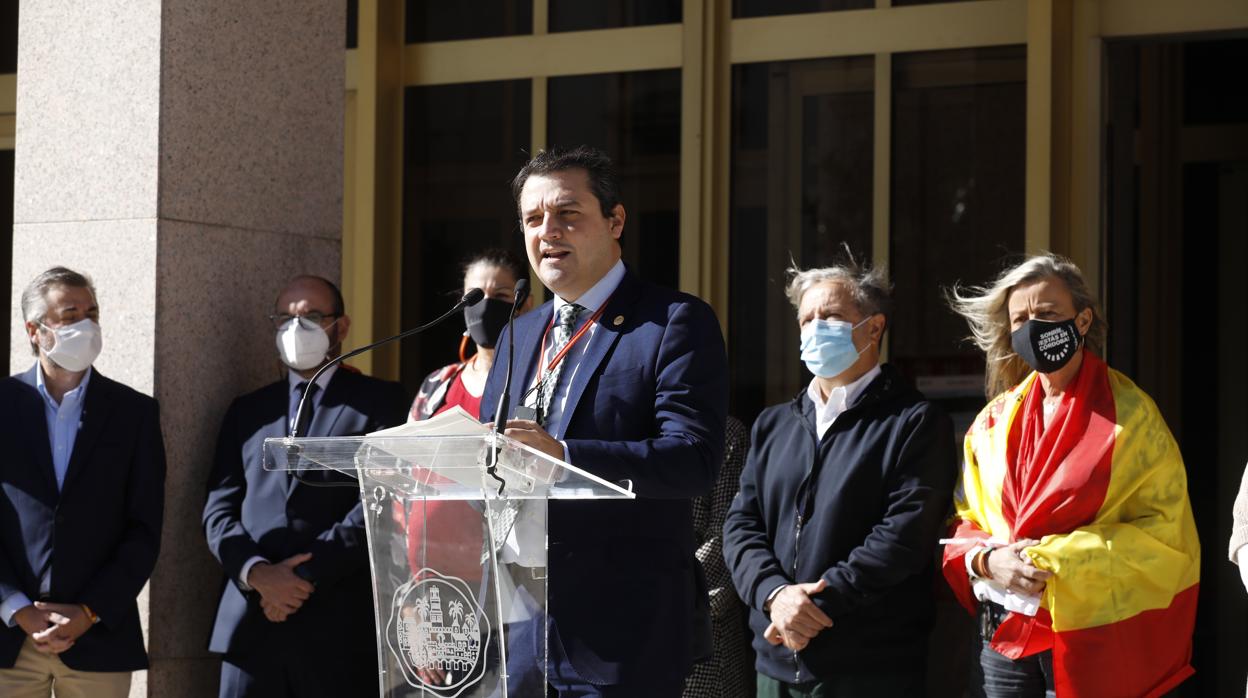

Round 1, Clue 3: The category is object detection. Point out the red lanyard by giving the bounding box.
[534,300,611,386]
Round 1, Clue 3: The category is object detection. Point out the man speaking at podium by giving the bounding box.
[202,275,407,698]
[482,146,729,696]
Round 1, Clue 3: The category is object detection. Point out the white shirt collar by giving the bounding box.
[553,259,626,314]
[806,363,882,438]
[287,363,338,393]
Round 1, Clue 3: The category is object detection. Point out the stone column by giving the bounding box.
[11,2,345,695]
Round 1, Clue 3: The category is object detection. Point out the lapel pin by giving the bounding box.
[613,315,624,327]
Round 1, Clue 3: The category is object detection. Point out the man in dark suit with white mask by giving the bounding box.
[203,275,407,697]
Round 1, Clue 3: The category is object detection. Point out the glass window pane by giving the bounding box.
[547,69,681,290]
[892,0,984,5]
[729,57,874,422]
[405,0,533,43]
[550,0,681,32]
[1183,39,1248,126]
[346,0,358,49]
[889,46,1026,409]
[734,0,871,20]
[1,0,16,74]
[401,80,531,393]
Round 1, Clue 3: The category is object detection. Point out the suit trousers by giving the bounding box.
[500,604,686,698]
[0,638,130,698]
[756,669,924,698]
[219,649,376,698]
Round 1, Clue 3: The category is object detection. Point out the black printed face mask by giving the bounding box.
[1011,317,1083,374]
[463,297,514,349]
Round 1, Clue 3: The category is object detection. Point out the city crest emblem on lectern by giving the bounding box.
[387,568,490,696]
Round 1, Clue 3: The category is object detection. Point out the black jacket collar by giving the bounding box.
[790,363,911,436]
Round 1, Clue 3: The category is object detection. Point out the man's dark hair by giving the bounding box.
[463,248,528,285]
[511,145,621,220]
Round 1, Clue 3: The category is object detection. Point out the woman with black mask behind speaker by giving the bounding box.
[401,248,534,589]
[409,248,533,422]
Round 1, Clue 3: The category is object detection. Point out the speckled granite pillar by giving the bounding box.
[10,1,345,695]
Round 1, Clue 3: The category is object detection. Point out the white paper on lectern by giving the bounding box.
[369,405,491,438]
[266,404,633,500]
[365,406,564,497]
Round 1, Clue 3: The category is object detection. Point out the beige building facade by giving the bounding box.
[1,0,1246,694]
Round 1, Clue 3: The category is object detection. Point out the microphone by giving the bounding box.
[291,287,485,439]
[487,278,530,493]
[285,288,484,489]
[492,278,530,434]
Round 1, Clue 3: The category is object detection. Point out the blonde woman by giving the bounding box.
[943,254,1199,698]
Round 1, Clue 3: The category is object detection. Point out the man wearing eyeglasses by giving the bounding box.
[203,275,407,698]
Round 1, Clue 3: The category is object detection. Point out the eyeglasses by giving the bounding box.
[269,312,339,330]
[36,309,100,327]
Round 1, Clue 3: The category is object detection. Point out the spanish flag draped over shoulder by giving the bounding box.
[942,352,1200,698]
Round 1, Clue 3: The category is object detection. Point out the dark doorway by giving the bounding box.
[1105,35,1248,696]
[400,80,532,397]
[1,147,12,375]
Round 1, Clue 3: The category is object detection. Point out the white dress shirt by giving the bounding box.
[503,259,626,568]
[806,363,881,441]
[286,364,337,434]
[535,258,627,438]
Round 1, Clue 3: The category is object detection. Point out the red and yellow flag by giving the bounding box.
[943,352,1200,698]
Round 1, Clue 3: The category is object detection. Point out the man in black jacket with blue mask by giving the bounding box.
[723,260,957,696]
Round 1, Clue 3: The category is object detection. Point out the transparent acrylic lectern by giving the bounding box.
[264,430,634,698]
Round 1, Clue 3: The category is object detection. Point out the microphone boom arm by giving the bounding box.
[290,288,485,439]
[487,279,530,495]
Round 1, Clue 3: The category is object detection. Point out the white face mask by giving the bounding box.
[39,318,103,373]
[276,318,332,371]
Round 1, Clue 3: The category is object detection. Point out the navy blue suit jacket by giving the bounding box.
[481,268,729,686]
[0,367,166,672]
[202,368,406,658]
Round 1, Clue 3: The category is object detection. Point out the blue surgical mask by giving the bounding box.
[800,317,871,378]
